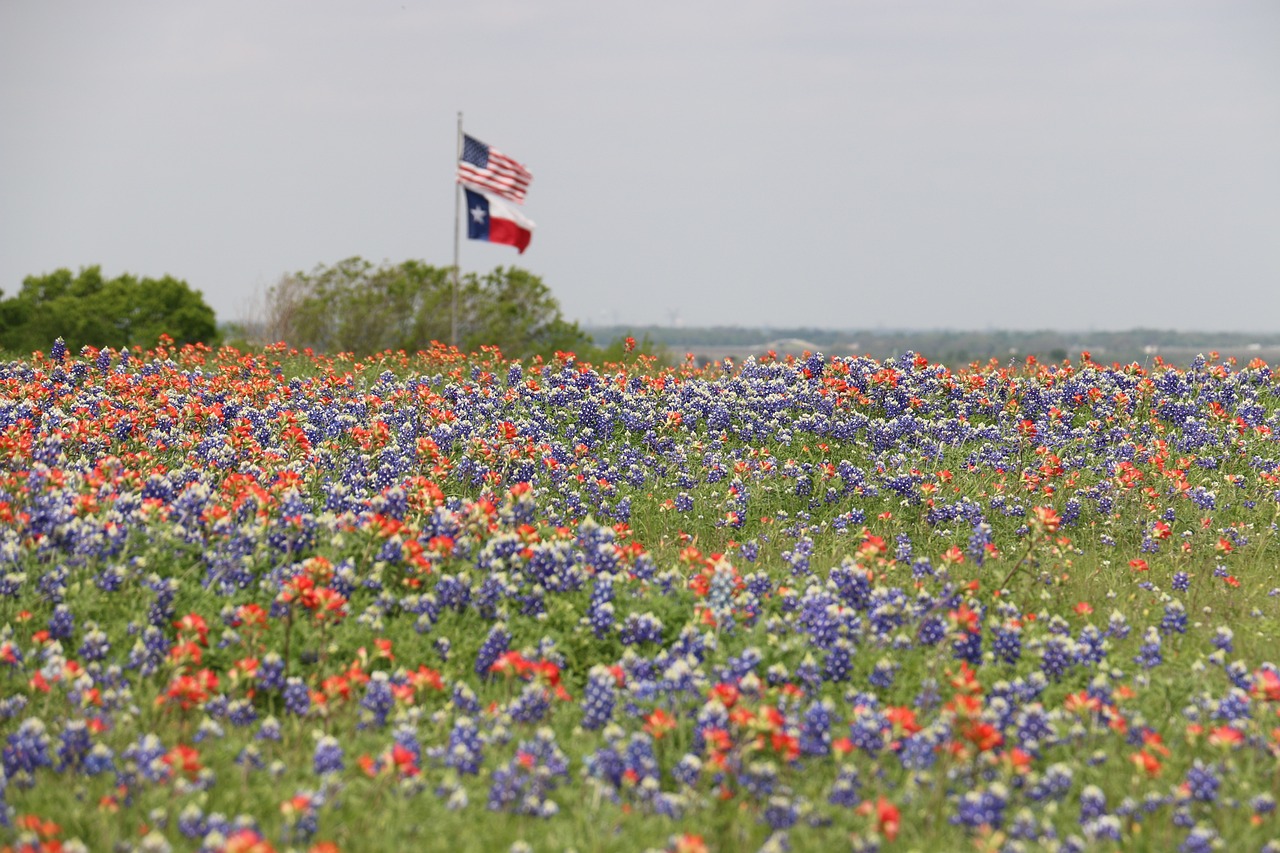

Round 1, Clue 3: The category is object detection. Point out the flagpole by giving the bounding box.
[452,111,463,349]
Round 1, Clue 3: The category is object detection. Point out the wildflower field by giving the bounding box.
[3,338,1280,853]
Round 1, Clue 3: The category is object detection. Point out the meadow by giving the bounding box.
[2,338,1280,852]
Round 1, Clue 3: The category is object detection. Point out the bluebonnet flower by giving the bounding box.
[706,562,737,625]
[1082,815,1123,843]
[1160,600,1187,635]
[763,796,799,830]
[177,803,206,839]
[509,683,551,724]
[952,628,982,666]
[0,571,25,600]
[822,639,854,683]
[1134,627,1162,669]
[56,719,93,771]
[992,623,1022,665]
[1015,704,1056,751]
[78,624,110,662]
[894,533,913,563]
[257,653,286,691]
[83,742,115,776]
[1074,625,1106,667]
[487,729,569,817]
[799,699,834,756]
[360,671,396,727]
[670,753,701,783]
[828,765,862,808]
[582,665,616,730]
[619,612,664,646]
[1006,808,1045,842]
[1213,686,1251,722]
[966,522,992,566]
[283,677,310,717]
[587,575,615,639]
[312,735,344,775]
[918,616,946,646]
[442,679,478,714]
[123,733,169,783]
[896,730,939,771]
[952,784,1008,830]
[1179,825,1219,853]
[256,716,282,742]
[868,657,897,690]
[1078,784,1107,822]
[739,759,778,798]
[475,623,511,679]
[4,718,53,785]
[445,717,484,775]
[847,706,888,755]
[47,603,74,640]
[586,744,625,791]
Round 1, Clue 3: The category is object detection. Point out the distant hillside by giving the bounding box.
[583,326,1280,369]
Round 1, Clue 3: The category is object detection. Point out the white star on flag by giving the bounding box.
[462,184,534,254]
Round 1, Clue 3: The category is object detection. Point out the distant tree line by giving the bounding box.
[588,325,1280,369]
[0,266,219,354]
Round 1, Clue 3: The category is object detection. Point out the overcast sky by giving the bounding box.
[2,1,1278,332]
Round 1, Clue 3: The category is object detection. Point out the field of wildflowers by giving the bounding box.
[3,337,1280,852]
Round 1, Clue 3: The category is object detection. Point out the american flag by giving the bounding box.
[457,134,533,204]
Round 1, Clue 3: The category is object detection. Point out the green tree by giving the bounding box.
[0,266,220,354]
[464,266,591,359]
[268,258,594,360]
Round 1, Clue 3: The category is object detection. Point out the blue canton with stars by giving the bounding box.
[461,135,489,168]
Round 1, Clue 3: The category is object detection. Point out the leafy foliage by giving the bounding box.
[268,258,594,360]
[0,266,220,353]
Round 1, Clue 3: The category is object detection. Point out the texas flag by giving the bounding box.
[463,185,534,254]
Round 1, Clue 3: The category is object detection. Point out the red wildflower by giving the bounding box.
[222,828,278,853]
[1031,505,1061,532]
[645,709,677,739]
[948,603,979,634]
[163,743,202,778]
[962,721,1004,752]
[709,683,739,708]
[672,833,706,853]
[1129,749,1162,777]
[857,796,900,842]
[173,612,209,646]
[1209,725,1244,748]
[1252,668,1280,701]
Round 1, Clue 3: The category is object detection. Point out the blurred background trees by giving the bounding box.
[0,266,220,353]
[265,258,595,360]
[2,260,656,364]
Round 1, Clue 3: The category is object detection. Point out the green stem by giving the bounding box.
[282,606,294,675]
[996,532,1042,591]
